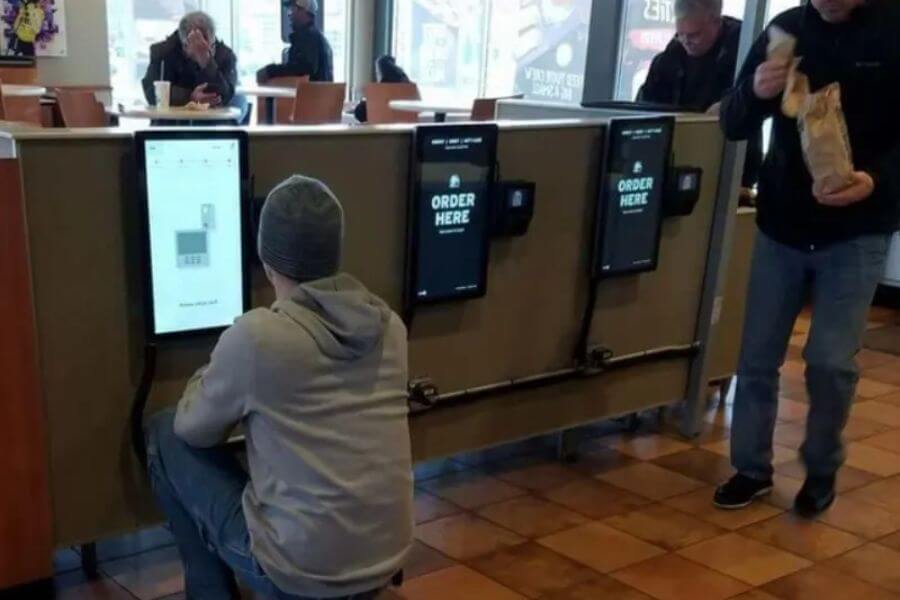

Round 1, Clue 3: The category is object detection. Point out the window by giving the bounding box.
[107,0,351,106]
[391,0,593,104]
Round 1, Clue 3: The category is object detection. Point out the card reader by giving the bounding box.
[664,166,703,217]
[491,180,536,237]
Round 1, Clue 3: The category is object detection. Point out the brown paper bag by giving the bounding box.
[782,58,809,119]
[767,25,797,63]
[798,83,855,196]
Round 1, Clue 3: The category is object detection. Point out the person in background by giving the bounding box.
[354,55,411,123]
[715,0,900,517]
[258,0,334,83]
[142,11,238,108]
[638,0,761,189]
[145,176,413,599]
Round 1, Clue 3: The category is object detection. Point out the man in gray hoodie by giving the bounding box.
[146,176,413,600]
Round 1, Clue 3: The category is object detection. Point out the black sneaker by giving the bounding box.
[794,476,836,519]
[714,474,774,510]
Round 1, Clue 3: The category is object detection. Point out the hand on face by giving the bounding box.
[190,83,222,107]
[185,29,213,68]
[815,171,875,207]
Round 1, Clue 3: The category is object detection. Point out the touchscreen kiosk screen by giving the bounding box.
[593,117,673,278]
[141,135,247,337]
[409,125,497,305]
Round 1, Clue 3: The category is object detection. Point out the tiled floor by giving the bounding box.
[51,307,900,599]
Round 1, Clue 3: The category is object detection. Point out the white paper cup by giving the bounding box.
[154,81,171,110]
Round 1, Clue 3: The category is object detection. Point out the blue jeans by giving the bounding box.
[731,231,891,481]
[146,410,381,600]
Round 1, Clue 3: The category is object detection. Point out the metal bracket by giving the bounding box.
[584,345,614,372]
[408,378,439,409]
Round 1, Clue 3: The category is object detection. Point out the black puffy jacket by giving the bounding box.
[721,1,900,248]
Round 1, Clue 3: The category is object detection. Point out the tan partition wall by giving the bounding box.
[708,209,757,383]
[10,119,724,547]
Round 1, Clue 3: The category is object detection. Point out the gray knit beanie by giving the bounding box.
[258,175,344,282]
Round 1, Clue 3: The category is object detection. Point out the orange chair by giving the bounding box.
[291,82,347,125]
[4,97,42,126]
[0,81,41,127]
[264,76,310,124]
[470,94,525,121]
[0,65,38,85]
[362,83,421,125]
[55,89,108,127]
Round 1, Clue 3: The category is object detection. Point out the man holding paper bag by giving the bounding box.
[715,0,900,517]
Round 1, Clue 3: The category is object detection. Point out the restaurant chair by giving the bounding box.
[265,76,310,124]
[0,82,42,127]
[55,89,108,128]
[470,94,525,121]
[291,82,347,125]
[362,82,421,125]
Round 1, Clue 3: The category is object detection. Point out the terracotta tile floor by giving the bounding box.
[51,308,900,599]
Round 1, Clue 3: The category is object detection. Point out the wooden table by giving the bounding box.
[389,99,473,122]
[2,84,46,97]
[236,85,296,125]
[107,106,242,124]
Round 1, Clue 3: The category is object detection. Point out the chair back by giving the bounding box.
[363,82,421,124]
[0,66,37,85]
[471,94,525,121]
[267,76,310,124]
[292,82,346,125]
[55,89,108,127]
[3,94,42,127]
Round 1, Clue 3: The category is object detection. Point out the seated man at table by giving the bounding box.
[142,11,238,109]
[258,0,334,83]
[145,176,414,599]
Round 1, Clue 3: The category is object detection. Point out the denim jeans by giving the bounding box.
[146,410,382,600]
[731,231,891,482]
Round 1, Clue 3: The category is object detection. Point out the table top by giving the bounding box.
[3,84,47,97]
[236,85,296,99]
[389,99,474,114]
[108,106,243,121]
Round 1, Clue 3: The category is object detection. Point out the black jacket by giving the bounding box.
[639,17,761,188]
[354,56,410,123]
[261,24,334,82]
[142,32,238,106]
[639,16,743,110]
[721,2,900,248]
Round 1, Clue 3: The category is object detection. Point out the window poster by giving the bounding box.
[514,0,593,103]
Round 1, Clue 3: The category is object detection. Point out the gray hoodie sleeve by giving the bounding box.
[174,319,254,447]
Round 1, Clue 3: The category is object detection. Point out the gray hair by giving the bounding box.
[675,0,723,18]
[178,11,216,43]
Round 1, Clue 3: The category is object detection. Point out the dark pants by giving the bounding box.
[145,410,381,600]
[731,231,891,481]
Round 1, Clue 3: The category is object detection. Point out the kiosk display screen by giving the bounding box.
[592,117,674,278]
[407,124,498,306]
[136,131,250,339]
